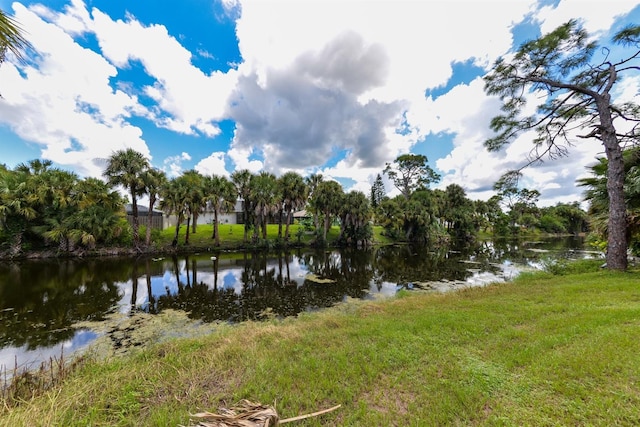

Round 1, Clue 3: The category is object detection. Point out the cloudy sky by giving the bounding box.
[0,0,638,206]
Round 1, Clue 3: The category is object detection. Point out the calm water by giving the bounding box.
[0,237,590,369]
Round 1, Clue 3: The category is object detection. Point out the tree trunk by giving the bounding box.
[146,197,155,247]
[243,206,250,243]
[130,189,140,246]
[213,209,221,246]
[172,218,181,247]
[262,213,268,240]
[284,209,292,241]
[323,212,329,242]
[253,214,260,243]
[603,136,628,270]
[185,217,191,245]
[598,96,628,270]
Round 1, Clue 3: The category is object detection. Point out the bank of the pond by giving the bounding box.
[0,224,395,261]
[2,261,639,426]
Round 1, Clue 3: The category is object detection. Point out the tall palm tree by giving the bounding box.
[311,180,343,242]
[339,190,371,244]
[103,148,149,247]
[141,168,167,246]
[204,175,237,246]
[231,169,253,243]
[278,172,308,242]
[305,173,323,230]
[0,8,32,65]
[160,177,187,247]
[180,170,206,243]
[249,172,278,241]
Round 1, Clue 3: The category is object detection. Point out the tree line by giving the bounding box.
[1,149,600,258]
[373,154,590,245]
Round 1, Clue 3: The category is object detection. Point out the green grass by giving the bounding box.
[154,223,393,250]
[2,267,639,426]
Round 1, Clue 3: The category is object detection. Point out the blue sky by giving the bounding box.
[0,0,638,206]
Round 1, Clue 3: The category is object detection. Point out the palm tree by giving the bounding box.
[0,164,38,256]
[249,172,278,241]
[339,191,372,245]
[33,168,79,251]
[103,148,149,247]
[180,170,206,244]
[305,173,323,230]
[204,175,237,246]
[141,168,167,246]
[231,169,253,243]
[0,8,32,65]
[312,180,344,242]
[73,177,127,246]
[160,177,188,247]
[278,172,308,242]
[579,147,640,255]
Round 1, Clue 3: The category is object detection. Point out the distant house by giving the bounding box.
[197,200,244,225]
[125,204,164,230]
[163,201,311,228]
[293,209,311,221]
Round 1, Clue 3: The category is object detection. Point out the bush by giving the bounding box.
[541,257,603,275]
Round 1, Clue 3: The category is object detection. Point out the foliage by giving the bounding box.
[383,154,440,199]
[0,8,32,65]
[541,257,603,275]
[338,190,372,246]
[277,171,308,241]
[141,168,167,246]
[0,161,127,254]
[484,19,640,270]
[103,149,149,246]
[442,184,477,240]
[370,173,385,208]
[249,171,278,242]
[538,202,589,235]
[204,174,237,246]
[160,176,189,247]
[579,146,640,255]
[311,180,344,243]
[180,170,206,240]
[231,169,253,243]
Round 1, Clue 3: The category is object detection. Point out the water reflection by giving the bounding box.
[0,237,590,367]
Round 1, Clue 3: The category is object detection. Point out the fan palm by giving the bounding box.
[0,8,32,65]
[579,147,640,254]
[249,172,277,241]
[278,172,308,241]
[312,180,344,242]
[204,175,237,246]
[160,177,188,247]
[231,169,253,243]
[141,168,167,246]
[103,149,149,247]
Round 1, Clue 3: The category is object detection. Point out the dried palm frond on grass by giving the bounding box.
[184,399,341,427]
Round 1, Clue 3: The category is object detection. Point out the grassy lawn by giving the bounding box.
[2,264,639,426]
[153,223,393,249]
